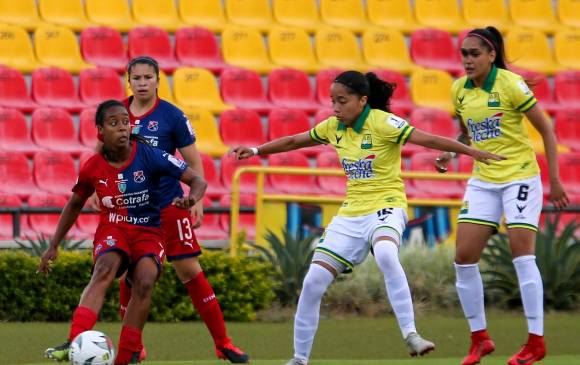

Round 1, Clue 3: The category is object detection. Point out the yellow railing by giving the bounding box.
[229,166,471,256]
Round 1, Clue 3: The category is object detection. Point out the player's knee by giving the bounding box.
[91,263,117,284]
[131,275,156,299]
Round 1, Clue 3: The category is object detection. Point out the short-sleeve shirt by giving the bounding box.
[74,142,188,228]
[310,106,415,217]
[452,66,540,183]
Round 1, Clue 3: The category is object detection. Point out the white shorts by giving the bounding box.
[458,175,542,232]
[314,207,408,273]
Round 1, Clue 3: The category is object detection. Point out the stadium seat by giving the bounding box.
[414,0,470,34]
[372,69,415,117]
[219,109,266,147]
[178,0,232,33]
[85,0,141,32]
[268,68,322,113]
[199,153,228,200]
[509,0,566,35]
[186,108,229,157]
[527,73,562,115]
[410,151,465,198]
[27,193,75,237]
[175,27,229,74]
[366,0,420,34]
[268,26,324,74]
[522,114,569,154]
[173,67,233,114]
[268,108,326,157]
[32,108,88,155]
[79,107,98,149]
[76,212,99,238]
[505,28,562,76]
[220,154,264,194]
[224,0,276,33]
[462,0,514,32]
[221,27,277,74]
[554,71,580,109]
[362,29,420,76]
[0,151,41,199]
[34,25,94,74]
[79,68,125,106]
[456,154,474,189]
[131,0,186,32]
[410,28,463,76]
[0,24,45,73]
[554,30,580,71]
[33,151,77,196]
[315,28,371,72]
[194,197,229,242]
[271,0,325,33]
[267,151,320,194]
[0,66,39,113]
[558,153,580,196]
[220,68,274,114]
[38,0,96,31]
[31,67,88,113]
[128,26,180,74]
[319,0,372,34]
[314,108,335,123]
[0,0,51,31]
[80,27,128,73]
[315,68,344,107]
[410,69,455,114]
[0,108,43,156]
[219,193,256,239]
[555,110,580,151]
[315,150,346,196]
[125,69,175,104]
[558,0,580,29]
[402,108,459,157]
[0,193,23,240]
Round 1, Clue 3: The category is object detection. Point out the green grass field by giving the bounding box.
[2,312,579,365]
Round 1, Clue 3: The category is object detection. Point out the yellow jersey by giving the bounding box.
[452,66,540,183]
[310,106,415,217]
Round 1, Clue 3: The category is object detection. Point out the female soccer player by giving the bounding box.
[39,100,207,365]
[232,70,504,365]
[435,26,569,365]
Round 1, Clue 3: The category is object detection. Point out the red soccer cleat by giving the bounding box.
[138,347,147,362]
[461,329,496,365]
[507,334,546,365]
[215,341,250,363]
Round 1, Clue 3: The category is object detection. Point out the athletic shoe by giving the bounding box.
[116,351,142,365]
[507,334,546,365]
[461,330,495,365]
[138,347,147,362]
[405,332,435,356]
[284,358,308,365]
[44,341,70,362]
[216,342,250,363]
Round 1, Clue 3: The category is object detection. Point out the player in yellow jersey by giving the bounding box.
[435,27,569,365]
[232,71,503,365]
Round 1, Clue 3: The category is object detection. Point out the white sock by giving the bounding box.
[455,263,486,332]
[513,255,544,336]
[294,264,334,361]
[373,241,417,338]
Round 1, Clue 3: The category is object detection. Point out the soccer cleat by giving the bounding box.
[138,347,147,362]
[284,358,308,365]
[44,341,70,362]
[461,330,495,365]
[216,342,250,363]
[115,351,142,365]
[507,334,546,365]
[405,332,435,357]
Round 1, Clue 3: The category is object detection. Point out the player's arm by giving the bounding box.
[173,168,207,210]
[231,132,318,159]
[434,119,471,173]
[178,144,205,227]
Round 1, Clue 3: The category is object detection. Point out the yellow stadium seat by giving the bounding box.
[34,25,94,74]
[131,0,186,32]
[85,0,141,32]
[319,0,372,34]
[362,28,420,75]
[414,0,470,34]
[506,28,562,76]
[0,24,45,73]
[410,69,454,114]
[554,30,580,70]
[186,108,229,158]
[315,28,372,72]
[558,0,580,29]
[272,0,325,34]
[179,0,232,32]
[222,27,278,74]
[462,0,514,32]
[125,69,175,104]
[366,0,420,34]
[225,0,277,33]
[173,67,234,114]
[509,0,566,35]
[523,115,569,154]
[38,0,96,32]
[0,0,51,31]
[269,27,323,74]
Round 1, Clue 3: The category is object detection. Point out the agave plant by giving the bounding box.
[482,215,580,310]
[15,233,87,257]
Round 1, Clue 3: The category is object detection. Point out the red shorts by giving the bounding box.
[161,204,202,261]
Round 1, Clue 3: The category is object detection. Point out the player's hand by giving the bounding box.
[191,200,204,229]
[469,149,506,165]
[87,193,101,212]
[38,246,58,276]
[172,196,196,210]
[231,146,255,160]
[434,152,452,173]
[549,179,569,210]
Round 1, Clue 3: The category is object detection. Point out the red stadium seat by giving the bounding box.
[555,110,580,151]
[76,212,99,238]
[0,193,23,240]
[402,108,459,157]
[410,28,463,76]
[194,197,229,241]
[0,66,39,113]
[0,151,41,199]
[268,108,326,156]
[220,154,264,194]
[220,68,274,114]
[80,26,128,73]
[410,151,465,198]
[373,69,415,117]
[457,154,474,189]
[79,150,96,170]
[219,109,266,147]
[316,68,343,107]
[219,193,256,239]
[79,68,125,106]
[535,153,551,199]
[554,71,580,109]
[314,108,335,123]
[175,27,229,74]
[128,26,180,73]
[27,193,78,237]
[79,107,98,148]
[31,67,88,113]
[0,108,44,156]
[33,151,78,196]
[315,150,346,195]
[32,108,88,155]
[200,153,228,199]
[268,68,322,114]
[267,151,320,194]
[528,73,562,115]
[558,153,580,196]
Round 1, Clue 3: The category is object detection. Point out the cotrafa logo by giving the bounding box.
[341,155,376,179]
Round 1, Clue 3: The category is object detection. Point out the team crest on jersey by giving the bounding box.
[115,173,127,193]
[133,170,146,183]
[361,134,373,149]
[104,236,117,247]
[131,125,141,134]
[147,121,159,131]
[487,92,500,107]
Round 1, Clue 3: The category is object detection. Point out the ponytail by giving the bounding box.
[333,70,395,112]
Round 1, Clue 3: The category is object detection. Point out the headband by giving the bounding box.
[467,33,495,52]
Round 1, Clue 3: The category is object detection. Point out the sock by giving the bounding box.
[114,326,142,365]
[119,278,131,319]
[294,264,334,361]
[455,262,487,332]
[185,272,229,348]
[373,241,416,338]
[68,306,98,341]
[513,255,544,336]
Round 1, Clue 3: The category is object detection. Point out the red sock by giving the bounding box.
[119,278,132,319]
[185,272,229,348]
[471,329,491,341]
[114,326,142,365]
[68,306,98,341]
[528,333,544,345]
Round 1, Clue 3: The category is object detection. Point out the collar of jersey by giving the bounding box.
[337,104,370,133]
[464,65,498,93]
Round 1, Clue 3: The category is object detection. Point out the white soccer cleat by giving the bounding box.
[284,358,308,365]
[405,332,435,357]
